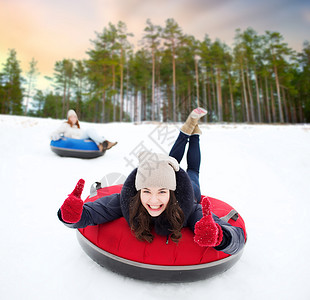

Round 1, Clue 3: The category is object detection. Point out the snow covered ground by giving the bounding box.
[1,114,310,300]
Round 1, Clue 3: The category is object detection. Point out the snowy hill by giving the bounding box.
[1,114,310,300]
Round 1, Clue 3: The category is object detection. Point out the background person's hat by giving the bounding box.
[67,109,77,119]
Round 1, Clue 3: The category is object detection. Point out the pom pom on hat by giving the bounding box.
[135,151,179,191]
[67,109,77,119]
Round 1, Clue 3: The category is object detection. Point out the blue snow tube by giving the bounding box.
[50,137,105,159]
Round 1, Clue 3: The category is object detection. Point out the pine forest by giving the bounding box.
[1,19,310,123]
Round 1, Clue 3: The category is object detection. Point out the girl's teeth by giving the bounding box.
[149,205,160,209]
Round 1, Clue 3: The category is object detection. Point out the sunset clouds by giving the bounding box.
[0,0,309,89]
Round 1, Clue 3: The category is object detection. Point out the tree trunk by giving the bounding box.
[195,59,199,107]
[187,80,191,114]
[102,70,106,123]
[126,64,130,121]
[216,67,223,122]
[144,85,147,120]
[289,95,297,123]
[228,73,235,122]
[168,83,172,121]
[163,85,170,122]
[66,77,71,113]
[298,99,304,122]
[176,86,180,122]
[62,79,67,119]
[112,64,116,122]
[156,61,161,121]
[134,88,138,123]
[264,75,271,123]
[140,90,144,121]
[258,76,265,122]
[254,69,262,123]
[270,82,276,123]
[172,47,176,122]
[182,92,186,120]
[240,64,250,122]
[102,91,106,123]
[24,74,33,115]
[119,48,124,122]
[273,63,284,123]
[211,68,217,120]
[240,83,245,122]
[151,48,155,121]
[245,66,255,122]
[281,86,289,123]
[76,79,82,118]
[202,70,207,123]
[206,68,212,122]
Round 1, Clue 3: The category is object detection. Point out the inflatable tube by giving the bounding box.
[50,137,105,159]
[77,185,246,282]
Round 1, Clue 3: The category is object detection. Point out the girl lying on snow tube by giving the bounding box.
[50,109,117,155]
[58,108,246,282]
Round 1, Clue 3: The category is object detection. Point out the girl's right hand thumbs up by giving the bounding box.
[60,179,85,223]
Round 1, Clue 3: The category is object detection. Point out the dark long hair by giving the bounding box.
[129,190,184,243]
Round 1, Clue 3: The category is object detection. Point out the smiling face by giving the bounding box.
[140,187,170,217]
[69,115,78,125]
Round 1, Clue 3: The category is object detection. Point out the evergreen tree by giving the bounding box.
[210,40,227,122]
[1,21,309,123]
[73,59,88,117]
[263,31,295,123]
[42,91,62,118]
[297,41,310,121]
[162,18,183,121]
[30,90,45,117]
[1,49,24,114]
[143,19,162,121]
[116,21,133,122]
[200,35,214,121]
[24,58,39,115]
[53,59,74,119]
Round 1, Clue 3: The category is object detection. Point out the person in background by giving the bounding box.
[51,109,117,152]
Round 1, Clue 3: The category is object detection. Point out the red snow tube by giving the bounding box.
[77,184,246,282]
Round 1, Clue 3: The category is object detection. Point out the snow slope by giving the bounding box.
[1,114,310,300]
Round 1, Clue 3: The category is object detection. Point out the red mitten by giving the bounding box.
[194,196,223,247]
[60,179,85,223]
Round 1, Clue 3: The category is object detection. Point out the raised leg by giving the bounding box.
[169,131,189,163]
[187,135,202,202]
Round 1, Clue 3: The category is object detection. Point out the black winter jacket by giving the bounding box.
[58,168,245,255]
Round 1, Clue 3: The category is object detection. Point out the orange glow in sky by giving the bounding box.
[1,0,309,90]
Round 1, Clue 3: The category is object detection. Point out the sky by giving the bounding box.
[0,0,310,90]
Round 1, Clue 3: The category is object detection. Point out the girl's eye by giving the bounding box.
[143,190,150,194]
[159,191,167,194]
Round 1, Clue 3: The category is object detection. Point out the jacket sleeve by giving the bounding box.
[51,122,67,140]
[54,122,68,134]
[186,203,245,255]
[212,214,245,255]
[57,193,123,229]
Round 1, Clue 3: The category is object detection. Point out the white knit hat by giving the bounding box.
[135,151,179,191]
[67,109,77,119]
